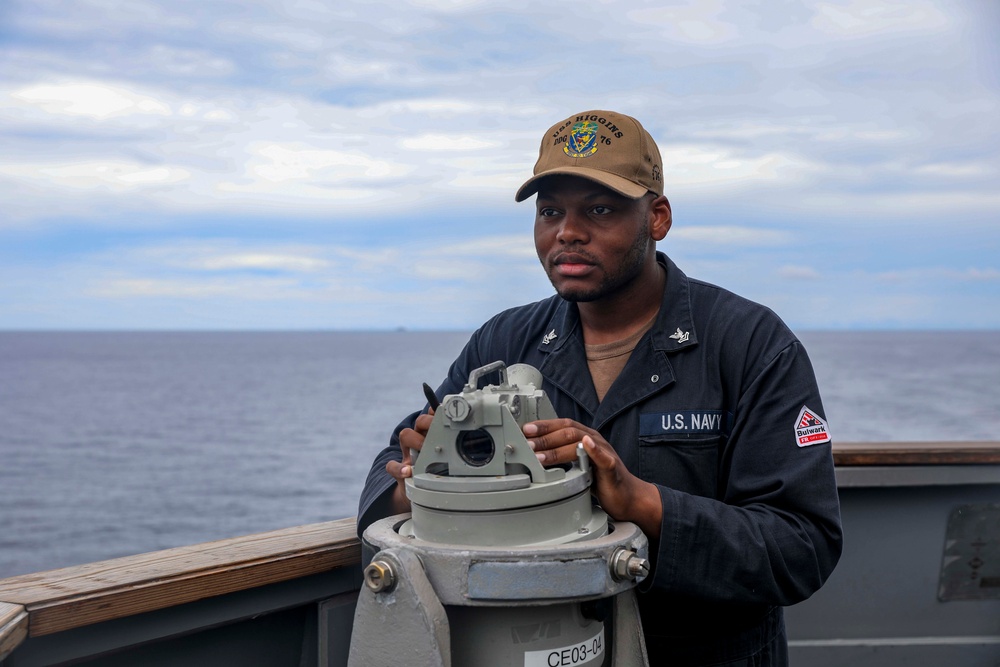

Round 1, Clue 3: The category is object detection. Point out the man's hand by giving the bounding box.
[384,410,434,514]
[524,418,662,538]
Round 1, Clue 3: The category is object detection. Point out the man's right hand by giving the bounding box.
[384,410,434,514]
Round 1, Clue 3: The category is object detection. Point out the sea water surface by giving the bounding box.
[1,330,998,578]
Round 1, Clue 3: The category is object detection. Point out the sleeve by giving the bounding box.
[648,340,843,606]
[355,329,488,537]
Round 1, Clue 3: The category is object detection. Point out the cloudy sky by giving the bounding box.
[1,0,997,330]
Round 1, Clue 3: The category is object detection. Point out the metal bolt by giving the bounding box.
[609,548,650,581]
[364,560,396,593]
[626,555,650,579]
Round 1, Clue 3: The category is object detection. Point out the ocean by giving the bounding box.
[1,330,998,578]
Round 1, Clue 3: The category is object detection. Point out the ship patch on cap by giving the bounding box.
[564,121,600,158]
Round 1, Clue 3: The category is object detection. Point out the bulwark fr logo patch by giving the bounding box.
[564,121,599,158]
[794,406,831,447]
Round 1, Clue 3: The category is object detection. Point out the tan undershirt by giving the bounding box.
[585,312,658,402]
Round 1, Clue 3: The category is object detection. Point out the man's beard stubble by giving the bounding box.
[544,228,651,303]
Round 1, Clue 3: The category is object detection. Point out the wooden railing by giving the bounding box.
[0,518,360,661]
[0,604,27,663]
[832,441,1000,466]
[1,443,998,662]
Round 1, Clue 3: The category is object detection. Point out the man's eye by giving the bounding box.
[539,207,559,217]
[591,205,612,215]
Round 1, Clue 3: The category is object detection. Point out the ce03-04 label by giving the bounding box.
[523,628,604,667]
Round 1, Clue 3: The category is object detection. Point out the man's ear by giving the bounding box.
[649,195,672,241]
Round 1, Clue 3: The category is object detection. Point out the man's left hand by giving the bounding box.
[524,419,662,539]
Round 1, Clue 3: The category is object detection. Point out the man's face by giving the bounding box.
[533,175,655,303]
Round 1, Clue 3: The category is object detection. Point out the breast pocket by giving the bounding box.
[639,434,721,499]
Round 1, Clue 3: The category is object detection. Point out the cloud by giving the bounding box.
[626,2,739,45]
[777,265,822,281]
[0,160,191,190]
[107,239,334,270]
[964,268,1000,281]
[915,161,996,178]
[0,76,544,221]
[11,82,171,119]
[92,278,256,298]
[129,242,333,273]
[434,235,536,258]
[874,267,1000,283]
[671,226,791,246]
[1,78,241,138]
[401,134,500,151]
[798,191,1000,218]
[192,254,329,272]
[809,0,950,39]
[663,144,820,191]
[0,0,996,329]
[409,234,538,280]
[245,142,405,183]
[82,236,540,291]
[406,0,494,11]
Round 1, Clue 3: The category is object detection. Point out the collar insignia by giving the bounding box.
[669,328,690,344]
[542,329,558,345]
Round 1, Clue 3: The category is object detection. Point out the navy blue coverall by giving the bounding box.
[358,253,843,666]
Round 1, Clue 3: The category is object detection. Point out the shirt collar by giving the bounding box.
[536,252,698,354]
[650,252,698,353]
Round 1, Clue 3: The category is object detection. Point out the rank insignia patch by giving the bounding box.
[564,121,599,158]
[794,406,831,447]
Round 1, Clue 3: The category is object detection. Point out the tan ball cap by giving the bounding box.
[515,110,664,202]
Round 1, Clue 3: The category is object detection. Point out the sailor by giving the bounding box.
[358,110,843,666]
